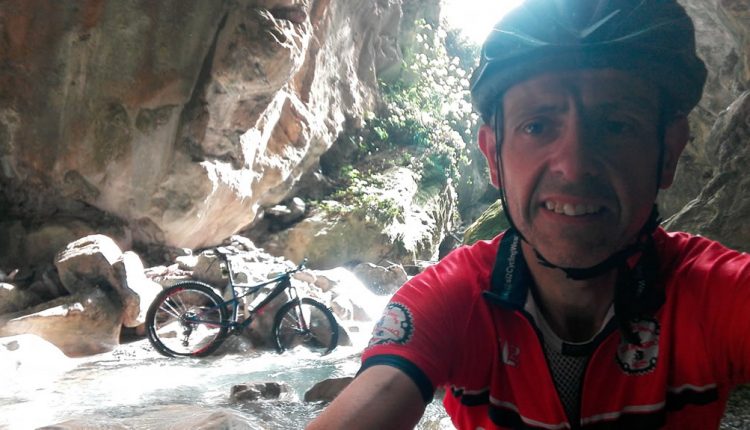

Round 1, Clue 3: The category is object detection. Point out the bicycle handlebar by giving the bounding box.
[285,258,307,275]
[213,247,307,277]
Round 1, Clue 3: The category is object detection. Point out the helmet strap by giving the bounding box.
[533,206,661,280]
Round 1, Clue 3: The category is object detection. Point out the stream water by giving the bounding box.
[0,323,452,430]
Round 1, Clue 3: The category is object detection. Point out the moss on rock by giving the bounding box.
[463,199,509,245]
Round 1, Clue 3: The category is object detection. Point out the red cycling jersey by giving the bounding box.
[361,227,750,429]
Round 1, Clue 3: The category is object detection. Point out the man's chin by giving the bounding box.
[532,246,614,272]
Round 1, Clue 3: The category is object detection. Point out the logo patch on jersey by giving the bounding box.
[498,338,520,367]
[616,317,660,375]
[368,302,414,347]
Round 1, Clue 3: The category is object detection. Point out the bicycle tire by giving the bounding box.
[273,298,339,355]
[146,281,229,357]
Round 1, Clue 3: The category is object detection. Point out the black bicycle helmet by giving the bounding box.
[470,0,707,123]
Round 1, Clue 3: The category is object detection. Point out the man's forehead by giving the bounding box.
[503,69,661,112]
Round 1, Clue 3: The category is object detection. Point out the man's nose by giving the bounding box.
[548,116,599,182]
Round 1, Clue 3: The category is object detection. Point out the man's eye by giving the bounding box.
[522,121,547,135]
[603,120,636,136]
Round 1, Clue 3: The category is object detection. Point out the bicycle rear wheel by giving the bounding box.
[146,282,229,357]
[273,298,339,355]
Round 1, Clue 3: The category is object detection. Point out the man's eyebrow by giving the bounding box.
[594,95,660,114]
[505,103,568,122]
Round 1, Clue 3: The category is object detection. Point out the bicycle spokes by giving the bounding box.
[273,298,338,354]
[147,285,228,356]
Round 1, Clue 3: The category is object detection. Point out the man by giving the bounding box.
[308,0,750,428]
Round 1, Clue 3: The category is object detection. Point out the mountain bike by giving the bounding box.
[145,247,339,357]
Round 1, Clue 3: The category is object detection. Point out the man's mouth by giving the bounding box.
[544,200,603,216]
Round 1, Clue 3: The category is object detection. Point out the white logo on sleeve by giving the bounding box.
[368,303,414,347]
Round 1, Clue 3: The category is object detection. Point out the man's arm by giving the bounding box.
[306,365,428,430]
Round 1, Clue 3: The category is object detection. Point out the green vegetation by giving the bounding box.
[315,21,481,224]
[320,167,404,224]
[365,21,479,188]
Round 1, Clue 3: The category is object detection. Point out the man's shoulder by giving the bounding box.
[656,227,750,280]
[656,227,743,259]
[443,232,504,263]
[430,233,503,278]
[401,232,504,296]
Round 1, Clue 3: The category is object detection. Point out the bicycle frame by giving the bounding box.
[186,252,303,332]
[146,249,338,357]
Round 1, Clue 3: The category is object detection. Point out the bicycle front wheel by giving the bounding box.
[273,298,339,355]
[146,282,229,357]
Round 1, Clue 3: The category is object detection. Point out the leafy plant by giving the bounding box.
[316,19,481,222]
[358,20,480,188]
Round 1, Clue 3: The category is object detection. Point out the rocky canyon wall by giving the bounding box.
[663,0,750,251]
[0,0,438,268]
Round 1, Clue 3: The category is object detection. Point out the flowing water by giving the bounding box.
[0,321,452,430]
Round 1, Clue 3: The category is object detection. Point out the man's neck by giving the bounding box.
[522,242,617,343]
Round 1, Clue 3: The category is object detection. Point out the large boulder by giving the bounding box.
[304,377,354,403]
[0,287,122,357]
[0,283,40,315]
[351,262,409,295]
[230,381,296,403]
[55,234,123,294]
[56,234,160,327]
[462,199,508,245]
[260,167,459,269]
[112,251,163,327]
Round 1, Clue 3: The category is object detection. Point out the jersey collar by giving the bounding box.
[482,227,666,339]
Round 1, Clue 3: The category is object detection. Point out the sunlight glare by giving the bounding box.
[442,0,525,45]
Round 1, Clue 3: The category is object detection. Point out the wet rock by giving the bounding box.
[304,377,354,403]
[269,5,308,24]
[351,262,408,295]
[143,264,192,287]
[0,287,122,357]
[42,405,254,430]
[0,282,41,315]
[225,235,258,253]
[55,235,123,294]
[0,334,75,390]
[36,420,129,430]
[462,199,509,245]
[311,268,380,322]
[265,197,307,227]
[112,251,163,327]
[176,250,228,287]
[26,264,68,302]
[230,381,296,403]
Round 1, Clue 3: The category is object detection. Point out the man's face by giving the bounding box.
[479,69,687,269]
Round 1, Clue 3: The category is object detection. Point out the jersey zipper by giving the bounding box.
[515,307,574,429]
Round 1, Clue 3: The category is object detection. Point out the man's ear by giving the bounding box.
[478,124,502,189]
[659,116,689,189]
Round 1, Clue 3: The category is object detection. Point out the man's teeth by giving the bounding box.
[544,201,600,216]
